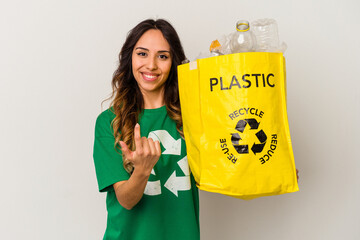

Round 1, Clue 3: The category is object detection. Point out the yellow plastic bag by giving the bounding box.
[178,52,298,199]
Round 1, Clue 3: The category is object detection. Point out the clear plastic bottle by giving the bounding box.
[251,18,284,52]
[230,20,256,53]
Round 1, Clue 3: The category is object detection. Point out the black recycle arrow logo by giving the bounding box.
[231,118,267,155]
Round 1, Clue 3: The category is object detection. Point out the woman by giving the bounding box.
[93,19,199,240]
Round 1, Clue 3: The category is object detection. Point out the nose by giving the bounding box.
[146,55,158,70]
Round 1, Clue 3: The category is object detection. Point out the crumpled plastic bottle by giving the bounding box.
[209,40,224,56]
[216,34,232,55]
[229,20,256,53]
[251,18,287,53]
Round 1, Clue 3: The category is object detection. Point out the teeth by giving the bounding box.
[144,74,157,79]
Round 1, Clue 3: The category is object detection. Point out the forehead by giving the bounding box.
[134,29,170,51]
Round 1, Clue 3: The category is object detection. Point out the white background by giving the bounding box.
[1,0,359,239]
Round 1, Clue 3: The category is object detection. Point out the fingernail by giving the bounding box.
[135,123,139,127]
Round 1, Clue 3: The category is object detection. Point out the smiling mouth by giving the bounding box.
[142,73,159,81]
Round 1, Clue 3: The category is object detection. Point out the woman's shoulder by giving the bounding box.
[95,107,116,136]
[96,107,116,123]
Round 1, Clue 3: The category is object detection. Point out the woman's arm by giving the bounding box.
[113,123,161,210]
[113,169,150,210]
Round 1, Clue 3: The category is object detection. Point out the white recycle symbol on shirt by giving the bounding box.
[143,130,191,197]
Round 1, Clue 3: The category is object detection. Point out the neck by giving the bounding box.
[142,89,165,109]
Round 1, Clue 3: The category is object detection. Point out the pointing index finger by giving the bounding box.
[134,123,142,151]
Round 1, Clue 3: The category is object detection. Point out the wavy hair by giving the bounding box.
[109,19,186,174]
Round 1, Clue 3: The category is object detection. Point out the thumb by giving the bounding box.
[119,141,133,160]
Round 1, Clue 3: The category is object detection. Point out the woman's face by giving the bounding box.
[132,29,172,98]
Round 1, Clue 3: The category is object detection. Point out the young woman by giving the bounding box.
[93,19,199,240]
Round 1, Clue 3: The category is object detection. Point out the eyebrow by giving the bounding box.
[135,47,170,54]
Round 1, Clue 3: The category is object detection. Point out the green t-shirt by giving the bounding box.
[93,106,200,240]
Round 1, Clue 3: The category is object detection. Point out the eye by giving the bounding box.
[136,52,147,57]
[159,54,169,60]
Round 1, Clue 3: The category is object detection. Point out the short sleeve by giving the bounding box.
[93,109,130,192]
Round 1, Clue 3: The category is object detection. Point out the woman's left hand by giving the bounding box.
[296,169,299,181]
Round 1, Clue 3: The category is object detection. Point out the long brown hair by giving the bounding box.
[109,19,186,173]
